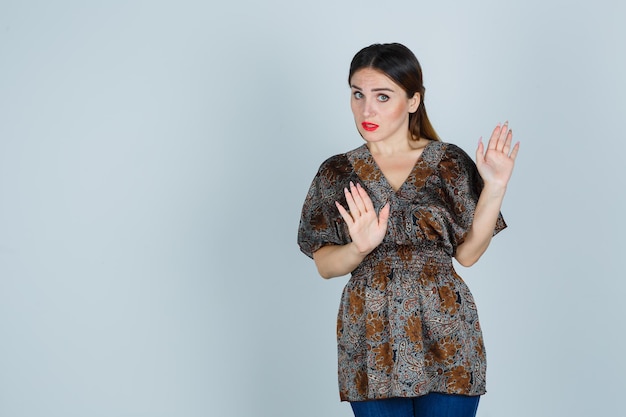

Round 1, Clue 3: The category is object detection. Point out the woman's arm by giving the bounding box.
[455,122,520,267]
[454,183,507,266]
[313,182,390,279]
[313,243,368,279]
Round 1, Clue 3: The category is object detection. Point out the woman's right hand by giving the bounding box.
[335,182,390,255]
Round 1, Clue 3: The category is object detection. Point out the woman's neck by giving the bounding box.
[367,134,427,157]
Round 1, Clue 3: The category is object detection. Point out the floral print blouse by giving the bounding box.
[298,141,506,402]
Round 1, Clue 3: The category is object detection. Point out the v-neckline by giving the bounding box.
[364,140,433,193]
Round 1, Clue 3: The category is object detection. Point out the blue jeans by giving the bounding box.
[350,393,480,417]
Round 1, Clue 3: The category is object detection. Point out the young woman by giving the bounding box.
[298,43,519,417]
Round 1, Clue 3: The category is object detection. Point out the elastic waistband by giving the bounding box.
[356,243,452,270]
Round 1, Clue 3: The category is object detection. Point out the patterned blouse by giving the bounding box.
[298,140,506,402]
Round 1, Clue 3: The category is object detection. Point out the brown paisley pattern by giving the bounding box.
[298,141,506,402]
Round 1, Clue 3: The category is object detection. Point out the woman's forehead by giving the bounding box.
[350,68,400,90]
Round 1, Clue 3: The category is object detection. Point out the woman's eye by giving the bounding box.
[377,94,389,102]
[353,91,364,99]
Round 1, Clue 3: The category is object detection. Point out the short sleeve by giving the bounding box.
[297,155,353,259]
[439,144,506,249]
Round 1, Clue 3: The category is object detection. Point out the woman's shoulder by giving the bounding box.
[432,141,475,166]
[430,140,467,156]
[315,144,365,177]
[431,140,481,190]
[318,152,350,169]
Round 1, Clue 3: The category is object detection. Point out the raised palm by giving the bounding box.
[476,122,520,188]
[335,182,390,255]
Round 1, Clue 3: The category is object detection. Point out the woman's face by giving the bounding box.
[350,68,420,144]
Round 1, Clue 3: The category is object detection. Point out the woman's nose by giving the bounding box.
[363,100,375,117]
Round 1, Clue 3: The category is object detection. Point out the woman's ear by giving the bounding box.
[408,92,421,113]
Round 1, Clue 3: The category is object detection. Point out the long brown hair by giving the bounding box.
[349,43,440,142]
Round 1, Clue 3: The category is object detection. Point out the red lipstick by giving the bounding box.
[362,122,379,132]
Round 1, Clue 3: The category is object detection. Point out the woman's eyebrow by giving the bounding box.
[350,84,395,92]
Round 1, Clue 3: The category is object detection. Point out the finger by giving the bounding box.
[356,183,375,213]
[502,129,513,155]
[509,141,520,160]
[487,123,501,150]
[378,202,391,226]
[343,186,360,217]
[335,201,354,224]
[496,121,509,151]
[348,182,367,214]
[475,137,484,164]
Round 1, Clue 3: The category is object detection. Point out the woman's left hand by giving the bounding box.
[476,122,520,188]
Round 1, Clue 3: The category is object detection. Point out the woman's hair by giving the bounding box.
[349,43,440,142]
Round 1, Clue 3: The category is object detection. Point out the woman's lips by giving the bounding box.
[362,122,379,132]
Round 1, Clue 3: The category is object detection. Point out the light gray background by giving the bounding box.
[1,1,624,416]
